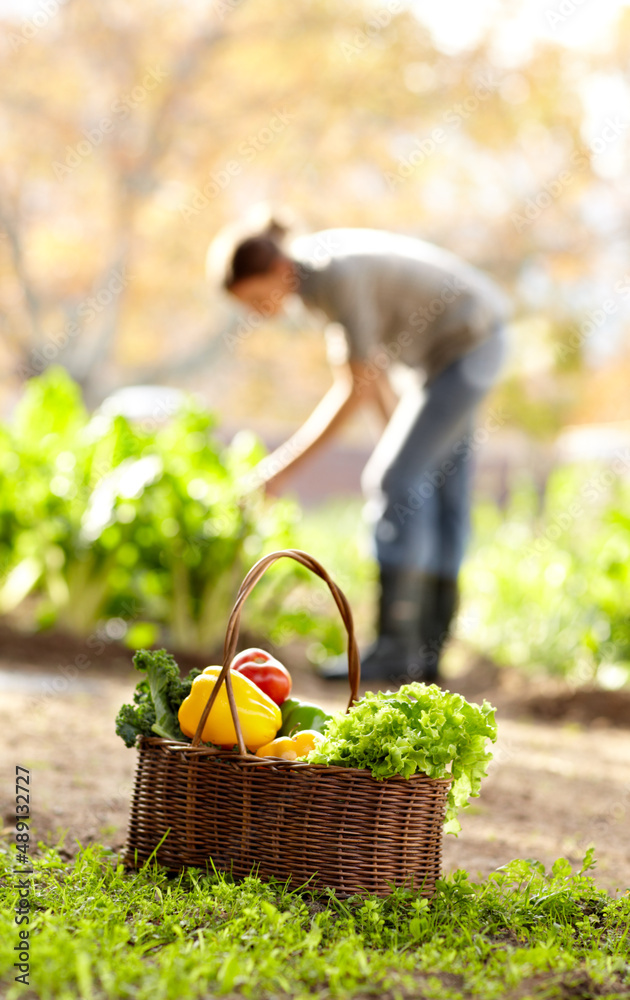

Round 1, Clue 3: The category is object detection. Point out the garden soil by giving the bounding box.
[0,631,629,894]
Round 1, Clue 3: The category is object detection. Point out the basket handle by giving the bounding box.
[191,549,361,751]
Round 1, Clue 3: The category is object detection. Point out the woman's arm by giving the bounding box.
[244,360,394,492]
[371,369,399,425]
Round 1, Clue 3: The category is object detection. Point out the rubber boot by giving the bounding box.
[317,566,424,682]
[409,576,459,684]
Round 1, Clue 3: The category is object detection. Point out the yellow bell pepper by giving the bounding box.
[178,666,281,750]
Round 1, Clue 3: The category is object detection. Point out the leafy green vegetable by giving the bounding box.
[115,679,156,747]
[115,648,201,746]
[461,466,630,686]
[0,367,312,651]
[306,682,497,835]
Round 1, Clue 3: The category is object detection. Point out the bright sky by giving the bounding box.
[411,0,628,56]
[3,0,629,56]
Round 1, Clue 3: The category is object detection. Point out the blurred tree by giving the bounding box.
[0,0,629,429]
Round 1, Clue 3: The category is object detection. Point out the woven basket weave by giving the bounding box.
[124,549,450,896]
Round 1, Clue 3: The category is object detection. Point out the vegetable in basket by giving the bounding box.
[306,682,497,835]
[256,730,324,760]
[231,647,292,705]
[115,649,201,746]
[278,698,332,737]
[178,666,281,750]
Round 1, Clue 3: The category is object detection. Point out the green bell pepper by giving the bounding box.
[279,698,332,737]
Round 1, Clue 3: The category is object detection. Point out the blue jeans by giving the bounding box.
[362,326,506,577]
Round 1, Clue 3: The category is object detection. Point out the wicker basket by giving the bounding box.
[124,549,450,896]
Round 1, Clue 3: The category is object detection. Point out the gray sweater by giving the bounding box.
[291,229,509,380]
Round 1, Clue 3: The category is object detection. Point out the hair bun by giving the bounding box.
[206,204,295,287]
[261,208,293,243]
[264,218,288,241]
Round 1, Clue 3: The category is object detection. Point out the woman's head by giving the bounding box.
[209,214,296,316]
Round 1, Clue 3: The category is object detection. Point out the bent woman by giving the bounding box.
[218,222,509,683]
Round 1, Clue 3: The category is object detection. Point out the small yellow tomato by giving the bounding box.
[293,730,324,757]
[256,736,298,760]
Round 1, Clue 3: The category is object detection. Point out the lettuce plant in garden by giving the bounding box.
[460,466,630,687]
[0,368,319,650]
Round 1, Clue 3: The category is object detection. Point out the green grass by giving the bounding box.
[1,844,629,999]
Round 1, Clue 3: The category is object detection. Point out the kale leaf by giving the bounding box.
[115,649,202,747]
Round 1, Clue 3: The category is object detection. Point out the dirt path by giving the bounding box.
[1,656,629,894]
